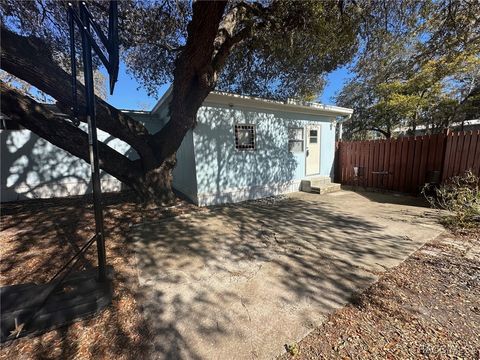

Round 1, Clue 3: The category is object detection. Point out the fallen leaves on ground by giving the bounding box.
[0,192,200,360]
[279,231,480,359]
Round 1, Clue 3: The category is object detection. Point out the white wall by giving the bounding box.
[1,103,337,205]
[193,104,336,206]
[172,130,198,201]
[0,124,131,202]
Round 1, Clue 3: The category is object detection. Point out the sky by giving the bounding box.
[104,63,353,111]
[319,66,353,104]
[103,64,163,111]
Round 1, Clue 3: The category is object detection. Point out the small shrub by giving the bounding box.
[285,342,299,356]
[423,170,480,230]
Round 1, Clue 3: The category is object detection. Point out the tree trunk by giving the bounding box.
[132,160,177,204]
[151,1,228,159]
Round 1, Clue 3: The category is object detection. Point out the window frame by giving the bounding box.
[308,129,318,144]
[288,127,304,153]
[234,124,256,151]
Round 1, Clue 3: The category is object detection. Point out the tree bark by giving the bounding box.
[353,127,391,139]
[151,1,228,160]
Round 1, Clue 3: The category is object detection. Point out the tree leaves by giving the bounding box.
[337,0,480,140]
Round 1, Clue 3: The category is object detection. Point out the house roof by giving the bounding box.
[150,87,353,118]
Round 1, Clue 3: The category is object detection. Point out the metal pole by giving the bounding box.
[79,2,107,282]
[68,9,78,122]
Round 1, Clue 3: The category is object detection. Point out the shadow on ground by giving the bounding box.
[130,190,444,359]
[0,192,197,360]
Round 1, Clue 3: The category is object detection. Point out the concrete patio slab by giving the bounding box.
[130,190,444,359]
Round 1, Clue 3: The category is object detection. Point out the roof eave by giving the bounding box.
[151,86,173,114]
[149,86,354,117]
[204,92,353,117]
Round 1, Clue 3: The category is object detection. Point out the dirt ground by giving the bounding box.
[279,230,480,360]
[0,192,200,360]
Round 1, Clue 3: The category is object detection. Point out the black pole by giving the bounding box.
[68,9,78,122]
[79,2,107,282]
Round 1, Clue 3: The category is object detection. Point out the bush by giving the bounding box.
[423,170,480,230]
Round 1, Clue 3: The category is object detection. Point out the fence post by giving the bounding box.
[334,141,341,183]
[440,128,451,182]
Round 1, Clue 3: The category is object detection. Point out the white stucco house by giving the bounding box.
[1,90,352,205]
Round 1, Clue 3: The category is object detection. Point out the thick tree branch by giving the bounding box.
[372,127,391,138]
[352,126,391,138]
[151,1,228,159]
[212,1,269,72]
[0,26,157,166]
[212,26,251,72]
[1,82,142,185]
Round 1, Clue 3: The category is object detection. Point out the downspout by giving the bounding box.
[336,114,352,141]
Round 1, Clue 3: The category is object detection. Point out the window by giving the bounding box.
[235,124,255,150]
[309,129,318,143]
[288,127,304,152]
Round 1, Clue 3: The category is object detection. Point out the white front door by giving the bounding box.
[306,125,320,175]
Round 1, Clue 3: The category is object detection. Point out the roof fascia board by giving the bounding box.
[203,92,353,117]
[151,86,173,114]
[150,87,353,117]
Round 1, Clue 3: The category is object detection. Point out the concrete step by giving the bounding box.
[311,182,341,195]
[311,178,332,187]
[303,176,331,185]
[300,178,341,194]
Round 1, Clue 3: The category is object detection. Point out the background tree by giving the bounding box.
[337,0,480,140]
[336,33,414,139]
[1,0,360,203]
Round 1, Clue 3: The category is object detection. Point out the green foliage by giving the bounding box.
[337,0,480,140]
[375,54,480,133]
[285,342,299,356]
[217,1,359,100]
[2,0,478,106]
[423,171,480,230]
[0,0,360,101]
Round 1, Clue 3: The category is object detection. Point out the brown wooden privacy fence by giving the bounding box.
[335,130,480,194]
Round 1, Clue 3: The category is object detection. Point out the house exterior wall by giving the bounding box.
[0,112,147,202]
[1,100,339,205]
[193,104,336,206]
[0,126,129,202]
[172,130,197,201]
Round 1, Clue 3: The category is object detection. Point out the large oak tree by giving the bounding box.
[1,0,361,203]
